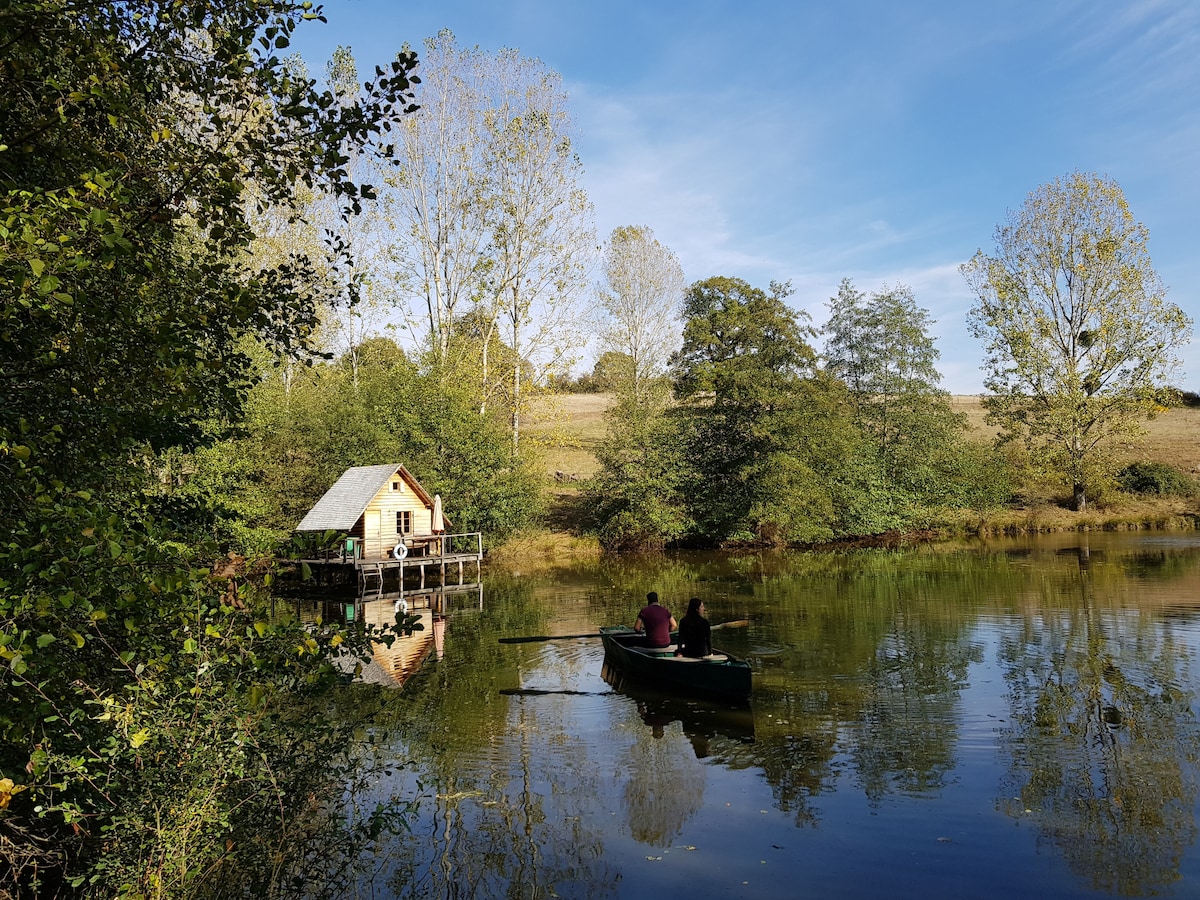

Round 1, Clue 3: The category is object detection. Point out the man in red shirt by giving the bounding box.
[634,592,677,648]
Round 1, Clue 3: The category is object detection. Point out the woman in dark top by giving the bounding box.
[676,597,712,658]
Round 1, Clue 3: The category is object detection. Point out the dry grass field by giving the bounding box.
[1119,405,1200,473]
[529,394,1200,480]
[948,395,1200,474]
[524,393,614,482]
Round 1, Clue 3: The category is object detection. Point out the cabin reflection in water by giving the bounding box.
[302,583,481,687]
[360,609,441,687]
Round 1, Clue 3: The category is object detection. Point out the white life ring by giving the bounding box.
[393,542,408,560]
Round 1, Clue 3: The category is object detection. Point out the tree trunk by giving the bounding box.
[511,359,521,456]
[1073,482,1087,512]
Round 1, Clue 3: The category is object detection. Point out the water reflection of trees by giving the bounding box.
[360,580,622,898]
[622,709,706,846]
[738,560,990,822]
[381,690,622,899]
[852,609,982,802]
[996,601,1200,895]
[346,539,1200,895]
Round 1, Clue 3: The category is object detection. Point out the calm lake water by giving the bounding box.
[318,532,1200,899]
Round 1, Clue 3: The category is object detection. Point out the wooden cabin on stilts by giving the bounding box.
[293,463,483,600]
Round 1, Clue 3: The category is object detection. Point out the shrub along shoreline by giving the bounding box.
[487,494,1200,567]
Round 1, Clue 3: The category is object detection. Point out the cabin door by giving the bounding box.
[364,510,383,559]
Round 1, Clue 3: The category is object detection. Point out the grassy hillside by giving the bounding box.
[524,393,613,482]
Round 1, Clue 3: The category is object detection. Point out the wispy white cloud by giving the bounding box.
[572,84,797,281]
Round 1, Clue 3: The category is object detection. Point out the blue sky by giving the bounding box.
[290,0,1199,393]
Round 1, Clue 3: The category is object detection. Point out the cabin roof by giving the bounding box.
[295,463,437,532]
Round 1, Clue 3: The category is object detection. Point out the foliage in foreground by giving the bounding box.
[0,0,418,496]
[0,1,423,893]
[0,454,415,897]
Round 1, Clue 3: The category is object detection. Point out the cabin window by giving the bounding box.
[391,480,401,492]
[396,510,412,535]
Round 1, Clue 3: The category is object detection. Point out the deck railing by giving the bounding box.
[298,532,482,564]
[431,531,483,558]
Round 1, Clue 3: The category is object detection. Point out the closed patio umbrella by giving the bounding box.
[432,494,444,533]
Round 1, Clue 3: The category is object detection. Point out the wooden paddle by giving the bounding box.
[499,619,750,644]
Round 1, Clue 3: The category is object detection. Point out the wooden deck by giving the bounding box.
[298,531,483,593]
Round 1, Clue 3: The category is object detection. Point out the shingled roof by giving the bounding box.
[295,464,436,532]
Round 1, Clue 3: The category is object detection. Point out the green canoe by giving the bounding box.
[599,625,752,701]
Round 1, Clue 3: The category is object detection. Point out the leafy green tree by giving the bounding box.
[670,277,860,545]
[591,351,636,392]
[0,2,421,893]
[446,305,528,418]
[589,393,693,551]
[823,278,973,512]
[962,172,1192,511]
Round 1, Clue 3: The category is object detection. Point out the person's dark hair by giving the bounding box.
[646,591,659,604]
[686,597,703,616]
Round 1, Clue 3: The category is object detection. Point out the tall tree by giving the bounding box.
[245,51,394,394]
[481,49,596,453]
[384,31,596,448]
[598,225,685,407]
[670,277,858,545]
[823,279,967,505]
[587,228,684,548]
[313,46,398,383]
[962,172,1192,510]
[385,31,492,365]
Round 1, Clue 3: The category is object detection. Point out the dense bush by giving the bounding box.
[1165,387,1200,408]
[1117,462,1198,497]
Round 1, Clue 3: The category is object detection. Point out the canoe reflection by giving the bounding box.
[601,659,755,757]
